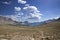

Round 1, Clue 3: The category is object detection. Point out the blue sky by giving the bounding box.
[0,0,60,23]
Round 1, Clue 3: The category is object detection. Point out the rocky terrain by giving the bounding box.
[0,16,60,40]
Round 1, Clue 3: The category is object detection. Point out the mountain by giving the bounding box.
[15,17,60,26]
[0,16,60,40]
[37,18,60,31]
[29,18,60,26]
[0,16,30,26]
[0,16,17,25]
[0,16,28,26]
[0,16,60,26]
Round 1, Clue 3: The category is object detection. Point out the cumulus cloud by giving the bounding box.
[18,0,26,4]
[0,0,42,22]
[23,6,42,20]
[23,6,38,11]
[25,4,30,7]
[2,1,11,5]
[12,5,42,22]
[14,7,21,11]
[30,13,42,19]
[4,4,42,22]
[5,12,24,22]
[4,3,42,22]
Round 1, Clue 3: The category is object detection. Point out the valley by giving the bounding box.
[0,16,60,40]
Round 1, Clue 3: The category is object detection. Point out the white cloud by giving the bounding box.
[7,5,42,22]
[23,6,38,11]
[18,0,26,4]
[5,13,23,22]
[25,4,30,7]
[23,5,42,20]
[30,13,42,19]
[14,7,21,11]
[0,0,42,22]
[2,1,11,5]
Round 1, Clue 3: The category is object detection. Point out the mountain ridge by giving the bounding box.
[0,16,60,26]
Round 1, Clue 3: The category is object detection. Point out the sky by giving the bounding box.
[0,0,60,23]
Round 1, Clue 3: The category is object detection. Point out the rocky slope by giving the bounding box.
[0,16,17,25]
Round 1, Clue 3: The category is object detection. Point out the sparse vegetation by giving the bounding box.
[0,16,60,40]
[0,21,60,40]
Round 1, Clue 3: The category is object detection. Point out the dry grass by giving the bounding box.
[0,21,60,40]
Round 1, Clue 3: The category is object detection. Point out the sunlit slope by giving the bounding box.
[0,20,60,40]
[0,25,37,35]
[36,21,60,31]
[0,21,60,33]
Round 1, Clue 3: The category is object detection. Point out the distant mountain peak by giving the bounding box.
[0,16,16,25]
[0,16,60,26]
